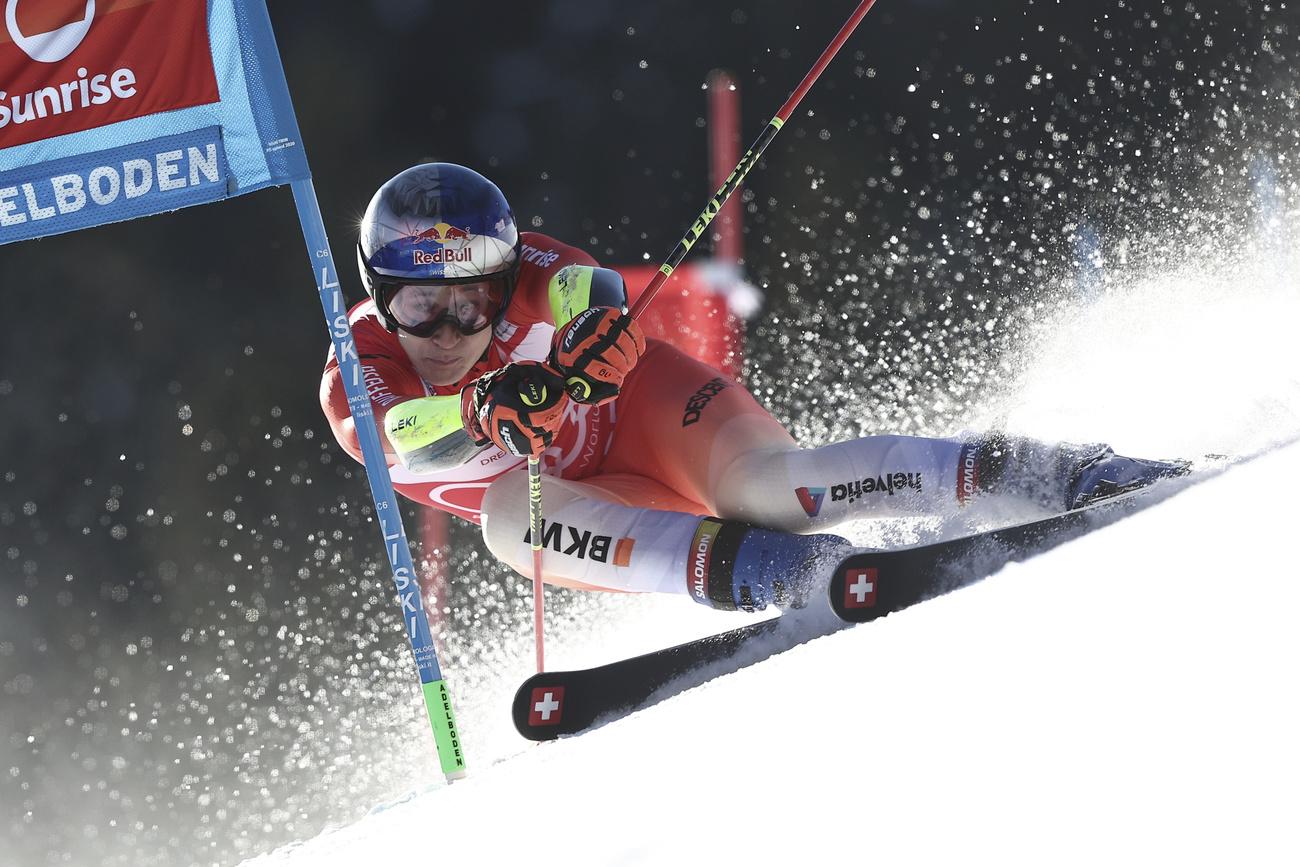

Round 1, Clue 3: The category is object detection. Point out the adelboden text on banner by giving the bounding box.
[0,0,468,781]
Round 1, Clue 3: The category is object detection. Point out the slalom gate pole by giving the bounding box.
[628,0,879,320]
[290,178,467,782]
[527,457,547,672]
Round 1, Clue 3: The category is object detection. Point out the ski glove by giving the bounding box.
[550,306,647,405]
[460,361,570,458]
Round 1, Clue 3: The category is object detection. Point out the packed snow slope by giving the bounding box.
[245,440,1299,866]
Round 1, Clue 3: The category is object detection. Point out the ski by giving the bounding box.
[513,475,1201,741]
[513,617,792,741]
[828,486,1163,623]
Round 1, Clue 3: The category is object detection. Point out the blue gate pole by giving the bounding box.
[289,178,466,781]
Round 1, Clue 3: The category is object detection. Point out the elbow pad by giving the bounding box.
[384,394,486,473]
[548,265,629,328]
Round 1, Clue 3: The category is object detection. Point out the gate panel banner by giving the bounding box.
[0,0,309,245]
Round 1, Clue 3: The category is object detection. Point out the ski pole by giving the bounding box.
[527,455,546,673]
[629,0,879,320]
[543,0,879,670]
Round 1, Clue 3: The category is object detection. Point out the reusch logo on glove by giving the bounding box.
[498,424,521,456]
[561,307,600,353]
[0,0,220,148]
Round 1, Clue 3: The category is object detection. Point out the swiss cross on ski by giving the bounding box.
[844,568,878,609]
[529,687,565,726]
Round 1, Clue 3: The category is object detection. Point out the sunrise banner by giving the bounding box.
[0,0,309,244]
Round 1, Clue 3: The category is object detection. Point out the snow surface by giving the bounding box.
[236,210,1300,867]
[243,440,1300,866]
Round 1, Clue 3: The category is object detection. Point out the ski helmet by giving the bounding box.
[357,163,521,334]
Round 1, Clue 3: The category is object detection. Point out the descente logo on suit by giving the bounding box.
[681,377,729,427]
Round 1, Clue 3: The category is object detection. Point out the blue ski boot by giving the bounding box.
[1064,446,1191,509]
[964,433,1191,513]
[686,519,854,612]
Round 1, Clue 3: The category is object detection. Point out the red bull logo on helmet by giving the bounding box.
[407,221,472,245]
[409,221,474,266]
[412,246,471,265]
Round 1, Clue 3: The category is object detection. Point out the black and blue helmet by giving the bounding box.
[357,163,521,332]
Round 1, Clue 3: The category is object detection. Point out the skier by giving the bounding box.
[321,163,1185,611]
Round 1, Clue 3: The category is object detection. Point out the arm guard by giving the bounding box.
[547,265,630,328]
[384,394,486,474]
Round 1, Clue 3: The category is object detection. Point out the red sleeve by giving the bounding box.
[319,304,426,467]
[509,232,600,326]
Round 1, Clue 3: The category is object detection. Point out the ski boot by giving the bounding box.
[966,433,1191,513]
[686,519,854,612]
[1065,447,1191,509]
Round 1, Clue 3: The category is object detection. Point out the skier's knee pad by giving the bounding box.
[479,471,615,567]
[711,447,823,532]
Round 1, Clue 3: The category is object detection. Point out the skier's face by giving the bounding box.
[397,320,493,385]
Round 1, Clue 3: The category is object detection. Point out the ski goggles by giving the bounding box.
[382,276,507,337]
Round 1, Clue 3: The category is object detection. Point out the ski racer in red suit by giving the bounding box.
[321,163,1186,610]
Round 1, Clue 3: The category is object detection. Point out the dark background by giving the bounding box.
[1,1,1295,864]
